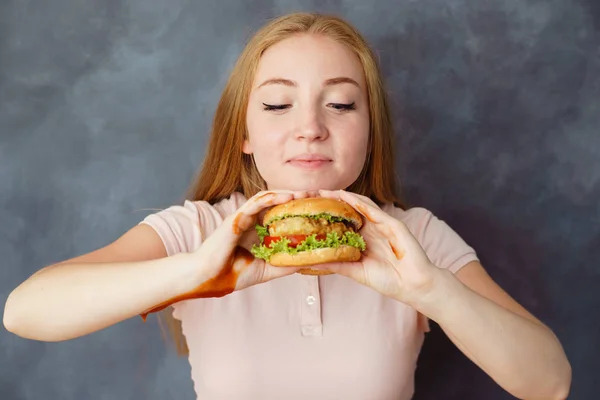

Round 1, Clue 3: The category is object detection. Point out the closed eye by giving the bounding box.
[328,102,356,111]
[262,103,291,111]
[262,102,356,112]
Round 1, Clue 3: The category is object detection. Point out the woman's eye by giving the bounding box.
[261,102,356,112]
[262,103,290,111]
[329,102,356,111]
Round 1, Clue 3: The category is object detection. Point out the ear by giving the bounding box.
[242,138,253,155]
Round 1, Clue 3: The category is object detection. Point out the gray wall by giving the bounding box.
[1,0,598,399]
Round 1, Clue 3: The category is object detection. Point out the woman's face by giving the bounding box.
[244,33,370,192]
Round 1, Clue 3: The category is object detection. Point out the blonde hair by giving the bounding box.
[160,12,406,356]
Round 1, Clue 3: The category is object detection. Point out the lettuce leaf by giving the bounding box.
[250,230,366,261]
[255,224,269,242]
[266,213,349,225]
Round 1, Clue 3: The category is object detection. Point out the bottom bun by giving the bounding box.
[298,268,334,276]
[269,246,361,268]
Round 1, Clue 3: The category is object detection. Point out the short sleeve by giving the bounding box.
[138,192,248,256]
[408,207,479,274]
[138,200,205,257]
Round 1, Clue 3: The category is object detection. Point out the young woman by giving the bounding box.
[3,12,571,400]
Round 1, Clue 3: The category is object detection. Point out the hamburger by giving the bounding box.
[250,197,366,275]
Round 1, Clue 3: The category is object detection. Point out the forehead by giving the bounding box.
[253,33,366,88]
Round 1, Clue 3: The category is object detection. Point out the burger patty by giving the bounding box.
[268,217,353,237]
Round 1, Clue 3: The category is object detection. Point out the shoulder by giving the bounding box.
[381,204,437,239]
[210,192,248,217]
[138,192,247,256]
[382,204,479,273]
[145,192,247,224]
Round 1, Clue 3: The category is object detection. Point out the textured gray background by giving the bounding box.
[1,0,598,399]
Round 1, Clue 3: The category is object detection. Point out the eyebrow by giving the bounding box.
[257,76,360,89]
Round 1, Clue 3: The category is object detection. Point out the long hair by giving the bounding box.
[160,12,406,356]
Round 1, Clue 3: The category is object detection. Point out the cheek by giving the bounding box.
[347,138,369,170]
[248,130,285,156]
[337,118,369,156]
[246,114,284,151]
[245,119,287,174]
[336,121,369,176]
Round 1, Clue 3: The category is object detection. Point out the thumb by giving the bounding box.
[261,264,303,282]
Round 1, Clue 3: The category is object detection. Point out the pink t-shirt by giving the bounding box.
[140,192,478,400]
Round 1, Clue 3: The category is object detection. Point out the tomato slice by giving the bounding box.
[264,234,327,248]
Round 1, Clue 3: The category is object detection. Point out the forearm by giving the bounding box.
[3,252,197,342]
[414,269,571,400]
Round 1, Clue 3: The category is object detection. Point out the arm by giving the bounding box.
[2,224,199,342]
[3,190,311,343]
[416,261,572,400]
[315,190,572,399]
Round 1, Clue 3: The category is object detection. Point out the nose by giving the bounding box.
[294,108,329,141]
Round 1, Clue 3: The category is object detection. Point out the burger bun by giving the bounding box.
[269,245,361,268]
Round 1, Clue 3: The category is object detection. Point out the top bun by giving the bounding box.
[263,197,363,229]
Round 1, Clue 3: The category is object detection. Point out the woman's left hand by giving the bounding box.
[316,190,441,306]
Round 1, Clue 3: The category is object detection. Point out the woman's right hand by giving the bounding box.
[137,190,317,319]
[174,191,316,302]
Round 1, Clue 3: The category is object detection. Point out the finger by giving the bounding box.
[245,189,316,211]
[343,191,379,208]
[244,191,293,213]
[244,189,320,220]
[261,264,303,281]
[321,190,386,225]
[238,228,259,251]
[321,191,409,254]
[384,219,425,262]
[251,190,318,227]
[317,189,342,200]
[231,191,296,234]
[318,189,378,207]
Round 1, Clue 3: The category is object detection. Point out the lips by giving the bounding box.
[289,153,332,162]
[287,153,332,170]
